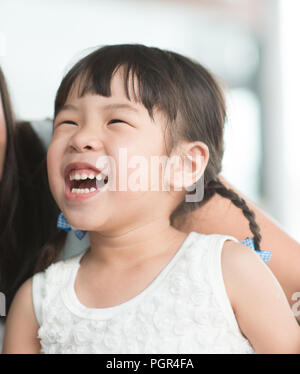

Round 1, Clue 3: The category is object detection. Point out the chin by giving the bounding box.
[65,213,105,232]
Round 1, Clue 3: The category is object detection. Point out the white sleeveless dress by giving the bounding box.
[32,231,255,354]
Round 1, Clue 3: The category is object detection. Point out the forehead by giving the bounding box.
[55,63,174,132]
[59,69,163,121]
[56,74,169,135]
[67,67,137,102]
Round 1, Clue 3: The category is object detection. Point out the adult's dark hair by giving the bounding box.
[0,67,66,315]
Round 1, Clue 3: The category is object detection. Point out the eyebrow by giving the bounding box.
[102,103,139,113]
[56,104,79,116]
[57,102,139,116]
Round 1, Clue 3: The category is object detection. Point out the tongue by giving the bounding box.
[74,179,97,189]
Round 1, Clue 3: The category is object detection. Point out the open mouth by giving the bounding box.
[65,169,109,195]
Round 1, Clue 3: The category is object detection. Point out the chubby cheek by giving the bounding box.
[47,141,64,204]
[102,125,167,192]
[127,140,167,192]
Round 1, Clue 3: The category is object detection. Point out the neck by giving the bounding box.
[87,217,187,269]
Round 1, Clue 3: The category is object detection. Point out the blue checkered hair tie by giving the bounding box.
[241,237,272,264]
[57,212,87,240]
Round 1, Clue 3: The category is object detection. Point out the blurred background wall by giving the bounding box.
[0,0,299,241]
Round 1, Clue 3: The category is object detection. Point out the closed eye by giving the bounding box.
[108,119,125,125]
[61,120,77,125]
[54,120,78,129]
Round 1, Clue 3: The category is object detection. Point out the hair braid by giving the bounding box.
[207,178,262,251]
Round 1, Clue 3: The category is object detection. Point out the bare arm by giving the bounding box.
[2,277,41,354]
[174,176,300,311]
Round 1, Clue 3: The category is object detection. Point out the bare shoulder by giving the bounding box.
[221,240,279,308]
[2,277,41,354]
[221,240,268,274]
[5,277,35,323]
[11,277,34,308]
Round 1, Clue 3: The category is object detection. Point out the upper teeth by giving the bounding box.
[69,173,105,181]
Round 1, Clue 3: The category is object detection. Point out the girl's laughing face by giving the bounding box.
[47,70,181,234]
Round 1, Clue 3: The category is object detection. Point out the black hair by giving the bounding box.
[0,67,67,315]
[52,44,261,255]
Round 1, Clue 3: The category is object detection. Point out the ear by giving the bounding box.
[163,141,209,191]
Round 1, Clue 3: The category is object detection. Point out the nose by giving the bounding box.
[68,127,103,153]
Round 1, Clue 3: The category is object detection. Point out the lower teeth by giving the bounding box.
[71,187,97,194]
[70,177,108,194]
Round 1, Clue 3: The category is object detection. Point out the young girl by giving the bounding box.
[3,44,300,354]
